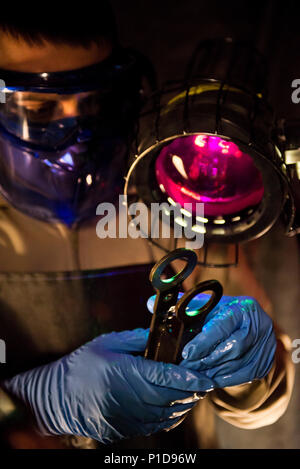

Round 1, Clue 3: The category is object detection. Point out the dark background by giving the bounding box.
[110,0,300,449]
[112,0,300,120]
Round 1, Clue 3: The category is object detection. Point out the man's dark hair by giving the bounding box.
[0,3,118,48]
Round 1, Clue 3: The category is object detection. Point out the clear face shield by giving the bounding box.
[0,48,149,226]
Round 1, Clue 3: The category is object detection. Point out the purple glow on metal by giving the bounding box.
[155,134,264,217]
[59,152,74,167]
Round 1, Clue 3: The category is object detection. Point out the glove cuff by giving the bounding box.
[2,359,71,438]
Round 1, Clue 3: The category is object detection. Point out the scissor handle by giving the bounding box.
[149,248,198,292]
[176,279,223,328]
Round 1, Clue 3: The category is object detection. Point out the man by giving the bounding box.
[0,6,295,449]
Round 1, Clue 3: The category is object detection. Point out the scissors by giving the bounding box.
[144,248,223,364]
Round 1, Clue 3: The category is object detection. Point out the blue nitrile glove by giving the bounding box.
[147,293,277,388]
[1,329,216,445]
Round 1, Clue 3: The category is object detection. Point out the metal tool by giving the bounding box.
[144,248,223,364]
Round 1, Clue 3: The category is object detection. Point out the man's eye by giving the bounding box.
[23,101,57,122]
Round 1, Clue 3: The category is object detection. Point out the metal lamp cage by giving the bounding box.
[124,38,296,265]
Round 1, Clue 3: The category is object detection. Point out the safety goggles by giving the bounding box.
[0,47,146,152]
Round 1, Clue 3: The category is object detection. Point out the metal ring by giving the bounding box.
[176,279,223,325]
[150,248,197,292]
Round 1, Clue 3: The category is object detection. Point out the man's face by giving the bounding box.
[0,31,113,123]
[0,29,138,226]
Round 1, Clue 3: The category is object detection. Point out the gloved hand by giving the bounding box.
[147,293,277,388]
[2,329,216,444]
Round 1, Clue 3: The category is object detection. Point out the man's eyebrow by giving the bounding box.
[15,93,59,103]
